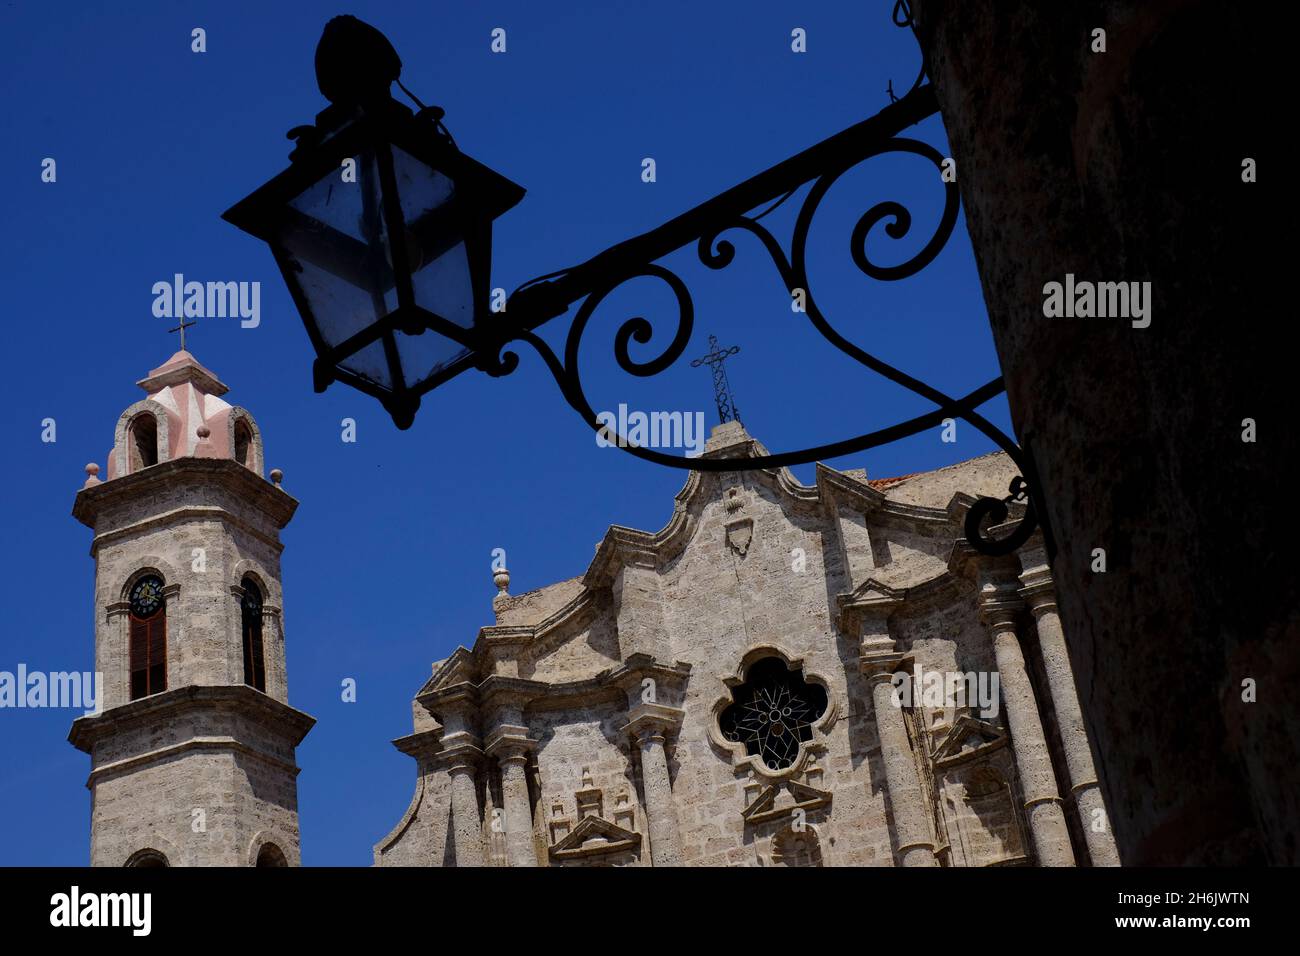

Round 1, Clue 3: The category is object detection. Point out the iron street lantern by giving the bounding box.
[221,14,1052,560]
[222,16,524,429]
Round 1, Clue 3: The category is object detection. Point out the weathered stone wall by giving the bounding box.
[520,604,623,682]
[529,701,645,865]
[87,703,304,866]
[651,471,891,865]
[89,472,290,708]
[74,454,310,867]
[374,761,454,867]
[910,1,1290,864]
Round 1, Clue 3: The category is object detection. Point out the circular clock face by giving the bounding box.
[129,576,164,618]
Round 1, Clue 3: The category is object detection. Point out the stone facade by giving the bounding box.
[69,350,314,867]
[375,421,1119,867]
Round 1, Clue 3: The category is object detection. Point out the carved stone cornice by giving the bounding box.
[977,587,1024,632]
[73,456,296,532]
[1017,565,1057,614]
[860,649,915,682]
[105,600,131,619]
[930,715,1009,769]
[547,815,642,863]
[477,675,545,710]
[623,702,685,742]
[417,648,478,698]
[838,581,904,621]
[419,656,692,726]
[68,684,315,755]
[483,723,535,762]
[391,728,443,760]
[610,654,692,704]
[741,779,833,826]
[978,593,1023,629]
[417,679,480,715]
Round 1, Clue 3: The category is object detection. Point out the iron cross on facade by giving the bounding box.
[168,317,196,351]
[690,334,742,425]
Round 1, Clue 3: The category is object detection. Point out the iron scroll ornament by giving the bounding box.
[480,97,1045,558]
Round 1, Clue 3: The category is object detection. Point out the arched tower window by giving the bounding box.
[241,577,266,692]
[233,418,253,468]
[255,843,287,867]
[130,413,158,472]
[128,575,167,700]
[125,848,169,868]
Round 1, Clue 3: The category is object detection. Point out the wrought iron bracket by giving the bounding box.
[476,83,1049,559]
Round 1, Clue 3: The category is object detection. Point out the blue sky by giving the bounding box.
[0,1,1012,865]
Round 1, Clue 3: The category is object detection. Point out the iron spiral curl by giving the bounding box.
[495,138,1043,555]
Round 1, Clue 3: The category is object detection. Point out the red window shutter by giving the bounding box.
[147,616,166,694]
[129,613,166,699]
[129,616,148,700]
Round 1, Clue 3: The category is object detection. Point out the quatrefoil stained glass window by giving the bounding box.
[129,575,165,618]
[719,657,828,771]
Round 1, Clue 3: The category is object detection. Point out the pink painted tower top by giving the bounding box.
[91,351,266,485]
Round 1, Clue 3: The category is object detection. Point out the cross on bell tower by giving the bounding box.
[690,334,742,425]
[168,317,196,351]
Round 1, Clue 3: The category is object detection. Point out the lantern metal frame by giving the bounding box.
[222,96,526,427]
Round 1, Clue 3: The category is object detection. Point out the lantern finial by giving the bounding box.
[315,15,402,106]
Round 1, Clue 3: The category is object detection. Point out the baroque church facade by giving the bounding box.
[69,350,1118,868]
[374,421,1120,868]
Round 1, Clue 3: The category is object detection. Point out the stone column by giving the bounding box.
[263,604,285,703]
[861,651,938,867]
[980,590,1076,866]
[485,733,539,867]
[1019,558,1121,866]
[625,704,684,866]
[444,746,484,867]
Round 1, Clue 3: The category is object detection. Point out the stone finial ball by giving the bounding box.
[196,424,211,439]
[270,468,284,486]
[85,463,100,476]
[493,567,511,593]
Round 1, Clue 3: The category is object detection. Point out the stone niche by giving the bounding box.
[546,768,642,867]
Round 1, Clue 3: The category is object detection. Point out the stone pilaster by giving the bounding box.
[444,743,485,867]
[1019,556,1120,866]
[262,604,286,702]
[853,597,937,867]
[484,727,539,868]
[858,599,938,868]
[103,600,131,711]
[979,583,1076,867]
[624,703,684,867]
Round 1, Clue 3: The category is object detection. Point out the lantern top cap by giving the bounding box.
[315,14,403,106]
[137,349,228,397]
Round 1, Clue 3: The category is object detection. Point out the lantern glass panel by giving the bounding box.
[222,98,527,413]
[289,149,384,245]
[339,338,394,385]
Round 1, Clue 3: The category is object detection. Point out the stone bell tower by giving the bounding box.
[69,349,314,867]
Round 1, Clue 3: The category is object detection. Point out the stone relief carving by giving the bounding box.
[725,518,754,557]
[546,767,642,865]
